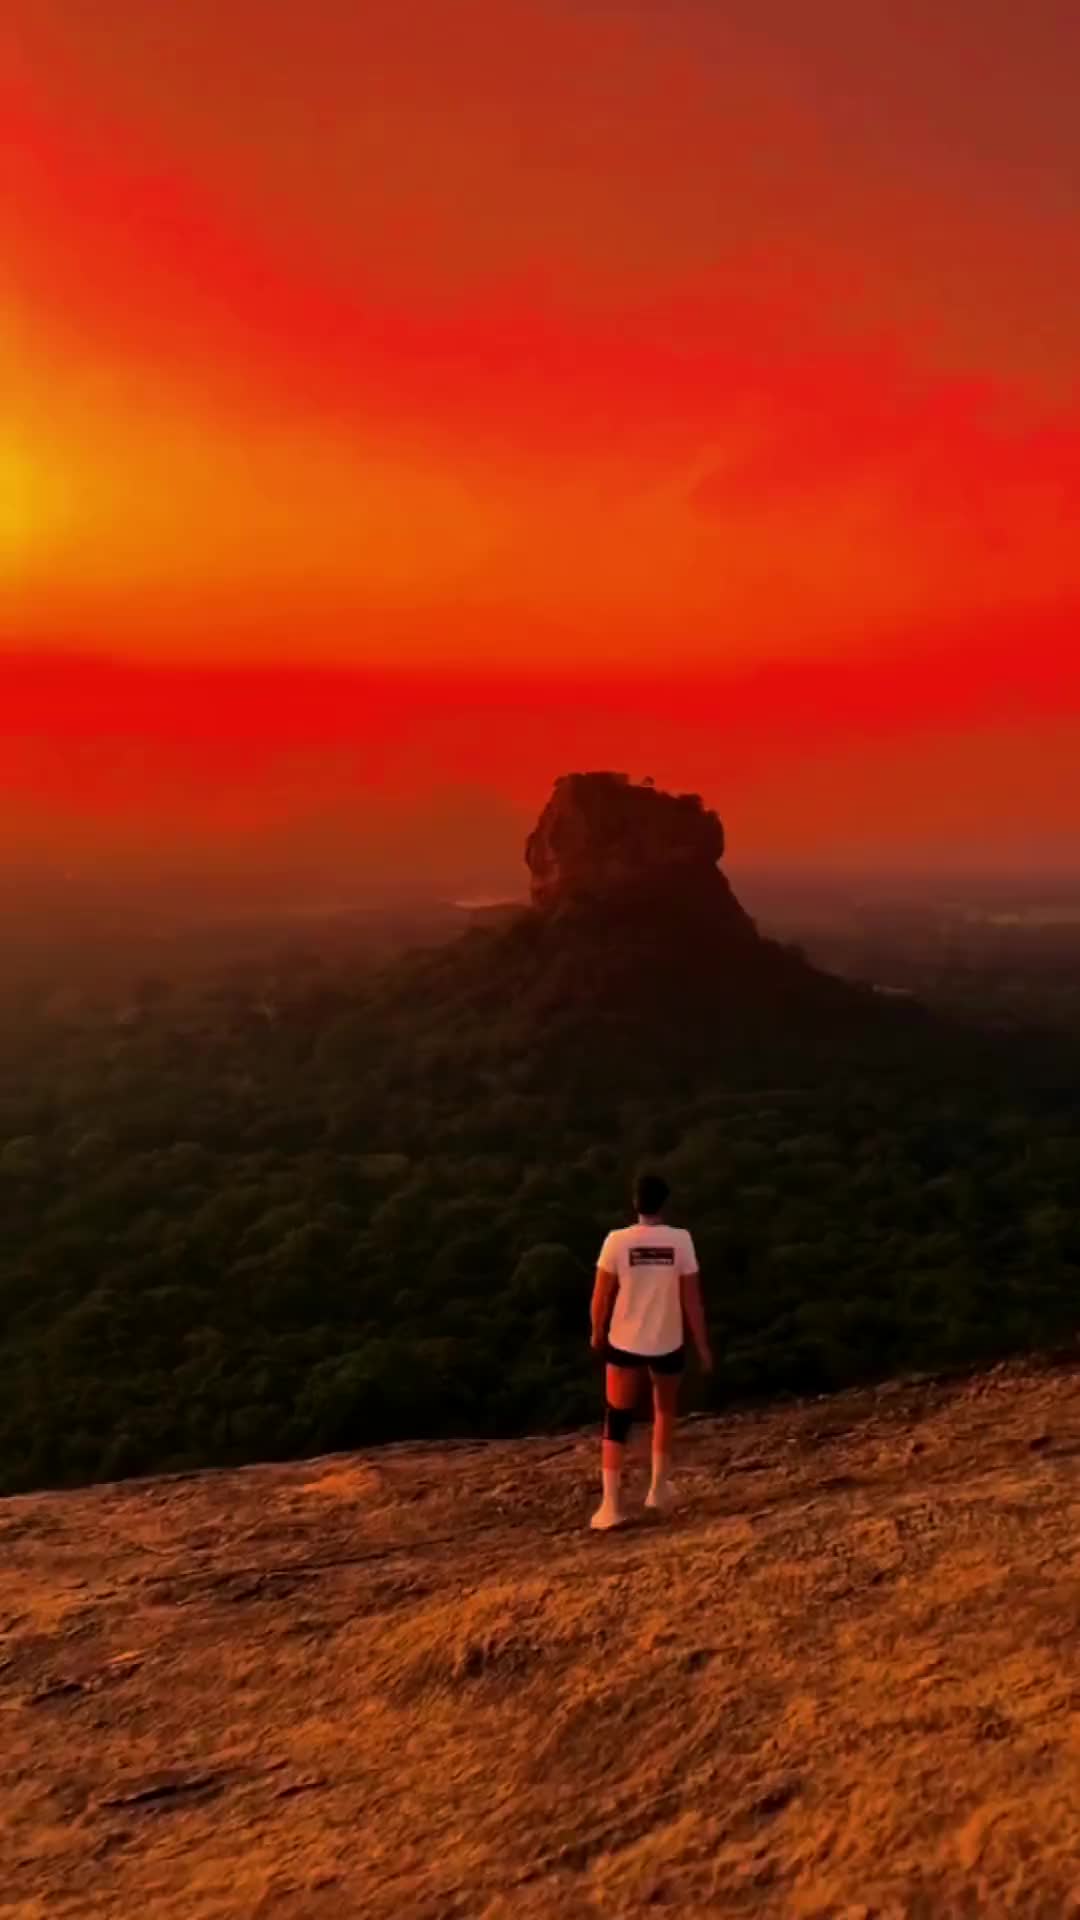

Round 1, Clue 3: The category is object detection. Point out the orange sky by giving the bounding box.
[6,1,1080,880]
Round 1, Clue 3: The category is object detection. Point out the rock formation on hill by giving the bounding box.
[381,770,923,1070]
[525,773,754,938]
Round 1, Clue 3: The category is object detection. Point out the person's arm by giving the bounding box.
[590,1266,618,1352]
[680,1269,713,1372]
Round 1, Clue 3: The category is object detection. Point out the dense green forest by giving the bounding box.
[2,907,1080,1495]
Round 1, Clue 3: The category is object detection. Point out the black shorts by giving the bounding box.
[605,1343,685,1375]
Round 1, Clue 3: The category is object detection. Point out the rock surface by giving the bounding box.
[7,1360,1080,1916]
[525,773,752,931]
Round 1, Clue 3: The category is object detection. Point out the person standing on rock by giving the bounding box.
[589,1172,712,1530]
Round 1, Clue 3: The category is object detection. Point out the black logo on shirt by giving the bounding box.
[628,1247,676,1266]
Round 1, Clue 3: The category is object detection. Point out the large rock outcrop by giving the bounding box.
[6,1364,1079,1918]
[381,771,912,1058]
[524,771,754,935]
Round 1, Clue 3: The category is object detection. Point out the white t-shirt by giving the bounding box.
[597,1221,698,1356]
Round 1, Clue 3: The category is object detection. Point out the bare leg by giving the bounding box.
[592,1364,640,1530]
[645,1373,680,1511]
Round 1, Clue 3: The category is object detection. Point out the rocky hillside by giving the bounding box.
[379,770,921,1045]
[7,1359,1080,1917]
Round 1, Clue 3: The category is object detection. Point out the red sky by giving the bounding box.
[7,1,1080,886]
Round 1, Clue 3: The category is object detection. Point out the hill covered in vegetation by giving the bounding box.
[2,774,1079,1493]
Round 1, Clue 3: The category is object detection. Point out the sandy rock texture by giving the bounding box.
[6,1361,1080,1917]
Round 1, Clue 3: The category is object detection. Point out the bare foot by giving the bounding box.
[590,1503,626,1531]
[645,1479,676,1513]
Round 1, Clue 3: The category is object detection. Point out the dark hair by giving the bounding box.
[634,1171,669,1217]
